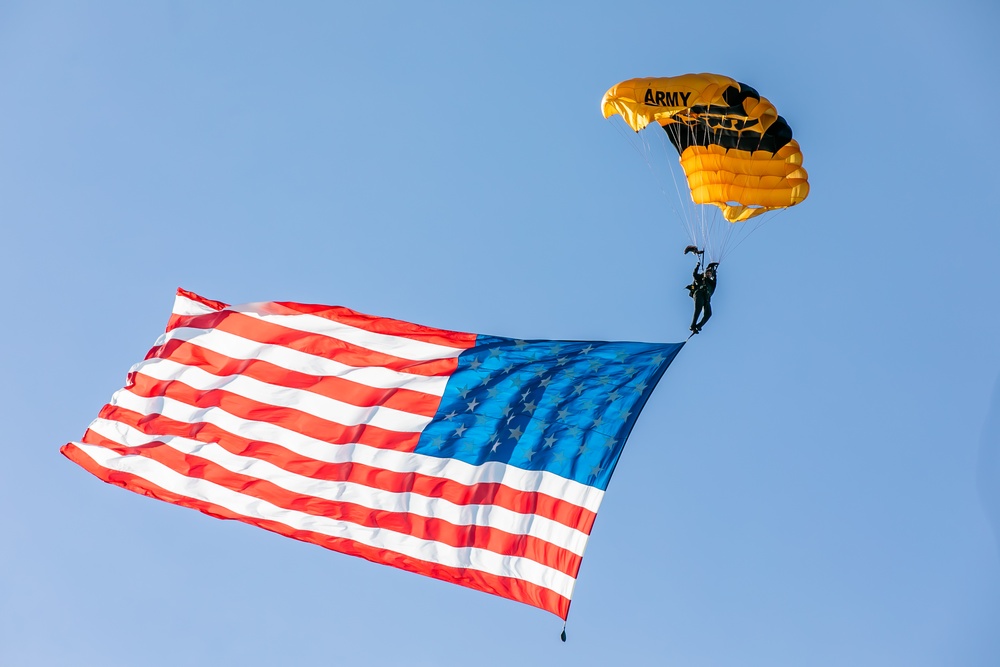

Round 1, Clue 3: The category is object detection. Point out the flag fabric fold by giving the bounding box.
[62,288,683,619]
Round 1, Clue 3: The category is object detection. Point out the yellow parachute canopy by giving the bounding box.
[602,73,809,222]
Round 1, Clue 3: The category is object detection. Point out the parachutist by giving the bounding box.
[685,250,717,334]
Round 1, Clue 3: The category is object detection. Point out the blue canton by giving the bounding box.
[414,336,684,490]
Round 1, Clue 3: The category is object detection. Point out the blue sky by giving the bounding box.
[2,2,998,665]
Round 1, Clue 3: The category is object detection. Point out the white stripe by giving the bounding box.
[154,326,449,396]
[73,441,577,599]
[130,357,432,434]
[109,389,606,513]
[88,419,589,556]
[187,299,467,362]
[172,294,219,318]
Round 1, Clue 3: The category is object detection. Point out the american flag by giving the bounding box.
[62,288,683,619]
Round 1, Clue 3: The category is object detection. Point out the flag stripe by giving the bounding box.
[83,418,589,562]
[147,337,442,417]
[165,309,465,376]
[170,289,480,351]
[78,425,585,575]
[125,373,425,452]
[152,326,450,397]
[66,441,578,598]
[108,388,605,513]
[131,358,432,434]
[173,289,228,316]
[98,404,598,534]
[62,440,570,618]
[248,301,480,350]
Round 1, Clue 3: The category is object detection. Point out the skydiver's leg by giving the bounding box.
[691,292,706,331]
[696,300,712,330]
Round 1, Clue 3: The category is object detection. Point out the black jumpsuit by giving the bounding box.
[689,266,716,332]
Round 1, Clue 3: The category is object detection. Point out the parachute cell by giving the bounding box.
[602,73,809,224]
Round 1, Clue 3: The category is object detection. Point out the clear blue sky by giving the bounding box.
[3,2,998,665]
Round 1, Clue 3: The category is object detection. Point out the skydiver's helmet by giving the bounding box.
[706,262,719,274]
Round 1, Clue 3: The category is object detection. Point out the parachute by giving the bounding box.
[602,73,809,262]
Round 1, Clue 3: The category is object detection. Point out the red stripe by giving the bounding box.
[176,288,228,311]
[167,288,228,330]
[263,300,478,350]
[126,373,423,452]
[100,404,597,535]
[78,429,582,577]
[162,309,460,377]
[169,289,477,350]
[147,337,443,418]
[61,441,571,619]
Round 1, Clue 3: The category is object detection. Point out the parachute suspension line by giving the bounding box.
[652,130,693,240]
[711,106,737,263]
[671,118,703,255]
[717,209,781,264]
[640,121,686,249]
[611,119,656,173]
[702,111,755,265]
[694,119,725,264]
[650,126,688,228]
[609,119,687,233]
[661,126,700,251]
[684,118,717,263]
[743,209,783,255]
